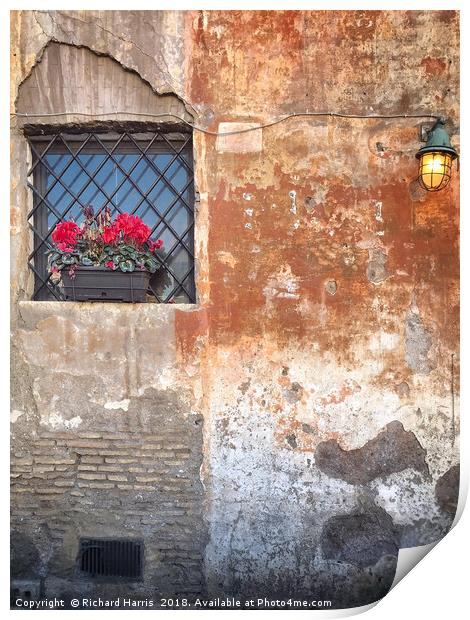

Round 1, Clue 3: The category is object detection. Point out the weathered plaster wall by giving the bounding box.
[16,42,193,127]
[11,10,459,608]
[11,303,207,601]
[10,10,209,605]
[184,9,460,606]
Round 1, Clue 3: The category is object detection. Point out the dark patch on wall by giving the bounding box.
[398,515,454,548]
[321,508,398,568]
[435,464,459,514]
[366,249,389,284]
[409,179,428,202]
[405,312,435,374]
[238,380,251,395]
[285,434,297,449]
[283,381,303,404]
[22,120,190,136]
[10,530,40,578]
[325,280,338,295]
[315,421,429,484]
[395,381,410,398]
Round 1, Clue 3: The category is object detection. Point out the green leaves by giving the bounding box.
[144,256,158,272]
[119,259,135,272]
[48,238,162,275]
[97,244,160,273]
[61,253,76,265]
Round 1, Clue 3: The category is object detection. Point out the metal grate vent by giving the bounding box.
[78,538,143,580]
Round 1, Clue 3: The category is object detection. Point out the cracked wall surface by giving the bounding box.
[16,42,193,128]
[11,10,459,609]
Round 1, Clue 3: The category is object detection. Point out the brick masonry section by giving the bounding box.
[11,388,206,602]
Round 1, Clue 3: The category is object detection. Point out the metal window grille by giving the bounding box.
[78,538,143,580]
[26,129,196,303]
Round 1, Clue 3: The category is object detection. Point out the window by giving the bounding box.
[78,538,143,580]
[27,128,196,303]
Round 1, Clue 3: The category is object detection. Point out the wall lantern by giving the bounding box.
[416,118,458,191]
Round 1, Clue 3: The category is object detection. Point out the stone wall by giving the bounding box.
[11,303,207,602]
[11,10,459,609]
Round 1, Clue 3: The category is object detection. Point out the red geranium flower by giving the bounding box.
[148,238,164,253]
[51,221,81,247]
[105,260,115,270]
[115,213,151,246]
[56,242,75,253]
[102,223,120,245]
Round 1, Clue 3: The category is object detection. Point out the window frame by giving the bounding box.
[27,129,196,303]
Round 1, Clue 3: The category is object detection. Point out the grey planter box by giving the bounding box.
[61,267,151,302]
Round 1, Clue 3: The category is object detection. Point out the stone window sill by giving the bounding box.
[17,300,201,324]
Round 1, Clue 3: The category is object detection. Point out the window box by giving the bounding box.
[61,266,151,303]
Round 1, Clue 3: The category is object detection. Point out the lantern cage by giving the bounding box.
[415,118,458,192]
[417,151,453,192]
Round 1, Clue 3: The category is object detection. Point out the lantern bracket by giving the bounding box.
[419,117,447,142]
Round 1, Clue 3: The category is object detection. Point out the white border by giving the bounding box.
[3,3,467,618]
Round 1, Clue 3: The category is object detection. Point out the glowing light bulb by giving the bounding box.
[418,152,452,190]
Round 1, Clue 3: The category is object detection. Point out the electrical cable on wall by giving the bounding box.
[10,110,443,137]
